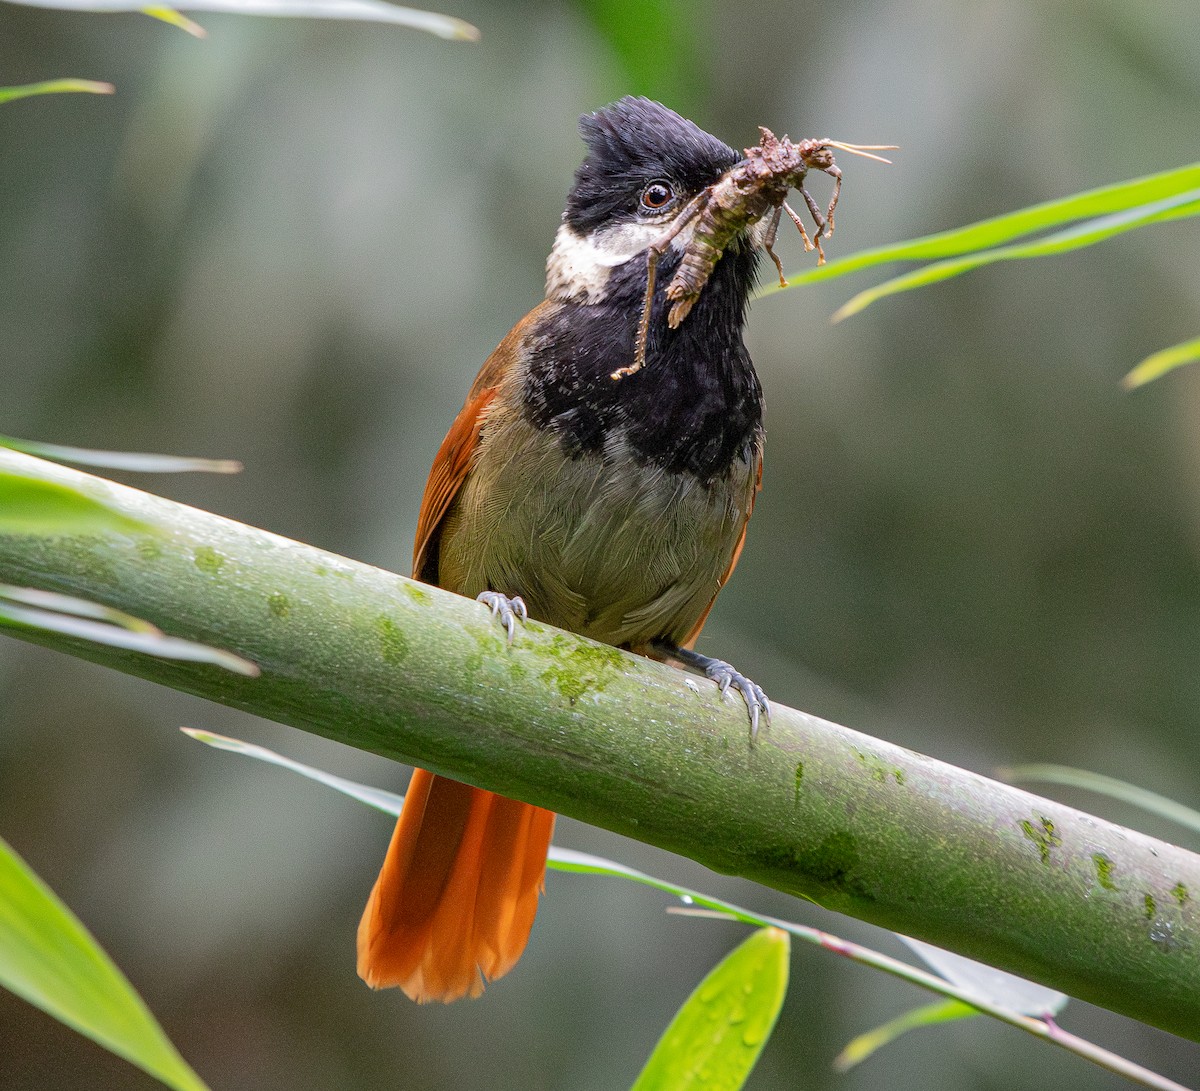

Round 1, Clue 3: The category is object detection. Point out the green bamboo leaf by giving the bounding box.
[0,0,480,37]
[632,927,790,1091]
[1122,336,1200,390]
[1000,764,1200,837]
[0,835,209,1091]
[832,187,1200,320]
[0,78,114,104]
[0,471,146,536]
[767,161,1200,291]
[833,999,978,1072]
[0,435,242,474]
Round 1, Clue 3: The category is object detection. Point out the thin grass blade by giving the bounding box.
[1000,764,1200,837]
[0,586,159,632]
[140,5,206,32]
[767,162,1200,290]
[0,600,258,676]
[0,435,242,474]
[1122,336,1200,390]
[180,728,406,812]
[833,999,978,1072]
[1,0,480,36]
[832,187,1200,320]
[0,78,114,104]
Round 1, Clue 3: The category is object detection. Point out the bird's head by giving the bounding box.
[546,97,759,307]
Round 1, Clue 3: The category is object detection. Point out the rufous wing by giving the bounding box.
[411,302,555,581]
[680,446,763,650]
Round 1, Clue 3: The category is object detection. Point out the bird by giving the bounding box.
[357,96,771,1003]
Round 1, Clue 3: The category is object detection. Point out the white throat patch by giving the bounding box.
[545,219,698,304]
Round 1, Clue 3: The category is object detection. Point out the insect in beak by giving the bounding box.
[612,132,897,380]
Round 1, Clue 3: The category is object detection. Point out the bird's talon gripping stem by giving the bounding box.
[477,591,528,645]
[654,640,770,742]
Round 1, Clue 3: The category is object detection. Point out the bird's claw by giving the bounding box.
[704,658,771,742]
[654,640,770,743]
[477,591,527,645]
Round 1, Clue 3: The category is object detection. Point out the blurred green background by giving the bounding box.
[2,0,1200,1087]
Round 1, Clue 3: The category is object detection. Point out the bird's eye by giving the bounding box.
[640,181,674,210]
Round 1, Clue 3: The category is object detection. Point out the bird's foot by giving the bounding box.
[476,591,528,645]
[656,641,770,742]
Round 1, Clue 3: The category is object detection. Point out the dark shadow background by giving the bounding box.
[2,0,1200,1087]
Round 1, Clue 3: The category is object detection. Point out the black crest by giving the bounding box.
[564,97,740,235]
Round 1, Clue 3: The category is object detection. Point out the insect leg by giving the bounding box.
[611,245,661,380]
[822,165,843,235]
[612,191,709,380]
[797,184,829,263]
[762,205,787,287]
[782,200,815,254]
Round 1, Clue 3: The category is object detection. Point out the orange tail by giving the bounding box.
[357,769,556,1003]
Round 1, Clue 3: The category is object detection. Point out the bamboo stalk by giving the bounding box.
[2,446,1198,1040]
